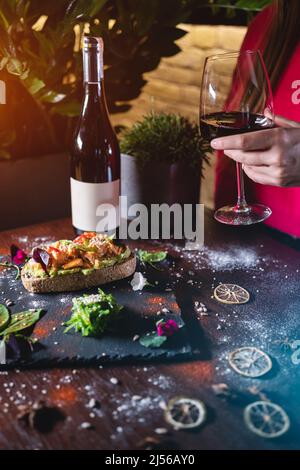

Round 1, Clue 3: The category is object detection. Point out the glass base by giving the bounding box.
[214,204,272,226]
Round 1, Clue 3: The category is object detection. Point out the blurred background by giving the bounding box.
[0,0,271,230]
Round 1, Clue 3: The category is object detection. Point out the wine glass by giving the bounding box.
[200,50,274,225]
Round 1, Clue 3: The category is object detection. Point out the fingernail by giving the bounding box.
[211,139,223,149]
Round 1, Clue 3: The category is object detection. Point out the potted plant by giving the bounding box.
[120,112,210,209]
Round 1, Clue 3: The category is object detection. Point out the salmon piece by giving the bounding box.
[48,247,69,268]
[63,258,84,270]
[82,252,99,265]
[108,244,123,256]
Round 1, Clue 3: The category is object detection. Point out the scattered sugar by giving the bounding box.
[182,245,262,272]
[204,247,259,271]
[28,299,49,309]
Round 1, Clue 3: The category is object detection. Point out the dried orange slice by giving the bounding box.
[164,397,206,430]
[244,401,290,438]
[214,283,250,304]
[228,347,272,378]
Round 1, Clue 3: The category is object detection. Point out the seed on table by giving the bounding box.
[79,422,93,430]
[155,428,168,435]
[110,377,119,385]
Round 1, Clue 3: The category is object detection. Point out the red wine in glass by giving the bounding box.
[200,111,274,141]
[200,51,274,225]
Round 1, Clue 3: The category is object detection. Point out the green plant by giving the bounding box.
[120,112,210,172]
[0,0,196,160]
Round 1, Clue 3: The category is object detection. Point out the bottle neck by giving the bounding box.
[83,47,104,84]
[83,81,104,95]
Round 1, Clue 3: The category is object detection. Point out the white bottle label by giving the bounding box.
[70,178,120,232]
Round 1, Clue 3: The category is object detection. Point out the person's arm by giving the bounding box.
[211,116,300,187]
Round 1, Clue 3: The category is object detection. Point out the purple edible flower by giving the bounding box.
[10,244,27,265]
[156,319,179,337]
[32,247,50,273]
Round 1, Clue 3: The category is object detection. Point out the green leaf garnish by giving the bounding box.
[137,250,167,270]
[1,310,43,339]
[139,332,167,348]
[117,246,131,262]
[0,304,10,332]
[0,262,21,279]
[64,289,123,337]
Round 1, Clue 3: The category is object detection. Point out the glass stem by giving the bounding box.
[236,162,248,211]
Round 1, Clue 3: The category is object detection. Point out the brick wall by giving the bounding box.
[112,24,247,208]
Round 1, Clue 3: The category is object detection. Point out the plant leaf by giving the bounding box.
[139,332,167,348]
[6,58,26,76]
[1,310,42,337]
[209,0,271,11]
[51,99,81,117]
[0,57,8,70]
[26,77,46,95]
[0,304,10,331]
[40,90,66,104]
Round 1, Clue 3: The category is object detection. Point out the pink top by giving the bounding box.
[215,6,300,237]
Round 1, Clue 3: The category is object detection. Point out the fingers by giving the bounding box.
[243,165,279,186]
[211,128,275,151]
[212,126,300,151]
[264,108,300,128]
[224,149,275,166]
[274,114,300,128]
[264,108,274,121]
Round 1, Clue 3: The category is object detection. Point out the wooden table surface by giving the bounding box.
[0,214,299,451]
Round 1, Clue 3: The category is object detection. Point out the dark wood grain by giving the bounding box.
[0,215,299,450]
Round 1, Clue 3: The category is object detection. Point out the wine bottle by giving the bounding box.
[70,36,120,235]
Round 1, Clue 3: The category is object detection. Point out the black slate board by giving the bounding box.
[0,263,198,368]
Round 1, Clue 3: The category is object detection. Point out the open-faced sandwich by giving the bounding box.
[21,232,136,293]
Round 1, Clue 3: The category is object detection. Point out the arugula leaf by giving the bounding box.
[139,332,167,348]
[117,246,131,262]
[0,304,10,331]
[1,310,43,339]
[64,289,123,337]
[137,249,167,269]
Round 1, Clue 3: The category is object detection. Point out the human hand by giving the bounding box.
[211,115,300,187]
